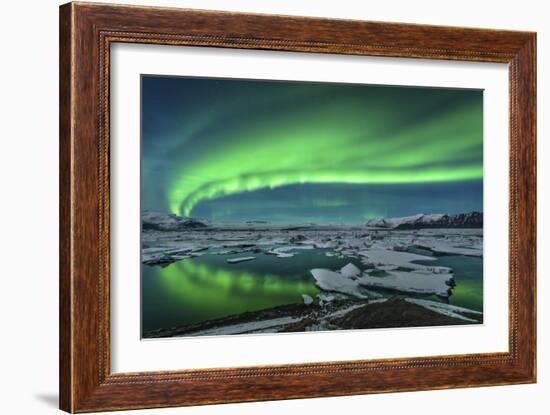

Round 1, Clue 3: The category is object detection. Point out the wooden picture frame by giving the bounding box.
[59,2,536,412]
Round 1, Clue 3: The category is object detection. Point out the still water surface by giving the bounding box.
[141,249,483,334]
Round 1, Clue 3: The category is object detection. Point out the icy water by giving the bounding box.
[410,246,483,312]
[415,255,483,312]
[141,249,483,335]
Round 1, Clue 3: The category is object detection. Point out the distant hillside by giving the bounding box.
[142,211,210,231]
[366,212,482,230]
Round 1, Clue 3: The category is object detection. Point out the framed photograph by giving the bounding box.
[59,2,536,412]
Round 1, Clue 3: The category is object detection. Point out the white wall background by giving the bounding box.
[0,0,546,414]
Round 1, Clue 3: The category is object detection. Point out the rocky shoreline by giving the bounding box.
[144,297,482,338]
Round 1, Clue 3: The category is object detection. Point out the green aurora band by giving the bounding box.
[141,77,483,218]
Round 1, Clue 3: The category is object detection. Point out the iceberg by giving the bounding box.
[310,268,369,299]
[358,248,451,274]
[302,294,314,305]
[226,256,256,264]
[268,245,315,258]
[340,263,361,278]
[358,270,454,297]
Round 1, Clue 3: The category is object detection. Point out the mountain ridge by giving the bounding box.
[142,210,210,231]
[366,211,482,229]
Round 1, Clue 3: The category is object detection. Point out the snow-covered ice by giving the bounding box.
[358,270,454,297]
[404,298,482,322]
[188,316,302,336]
[226,256,256,264]
[358,248,451,273]
[310,268,369,299]
[302,294,314,305]
[340,263,361,278]
[267,245,314,258]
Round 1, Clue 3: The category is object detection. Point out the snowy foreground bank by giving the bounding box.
[145,296,482,338]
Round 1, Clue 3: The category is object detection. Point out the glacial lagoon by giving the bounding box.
[141,223,483,338]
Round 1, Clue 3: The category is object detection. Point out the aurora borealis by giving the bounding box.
[141,77,484,336]
[141,76,483,223]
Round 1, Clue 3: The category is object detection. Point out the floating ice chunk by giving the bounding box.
[310,269,368,299]
[171,255,192,260]
[275,245,314,252]
[357,270,454,297]
[314,241,335,249]
[359,248,434,264]
[340,263,361,278]
[302,294,314,305]
[214,249,241,255]
[142,246,196,265]
[268,245,314,258]
[420,242,483,257]
[357,248,452,274]
[226,256,256,264]
[275,252,294,258]
[317,293,335,305]
[316,292,351,306]
[404,298,481,322]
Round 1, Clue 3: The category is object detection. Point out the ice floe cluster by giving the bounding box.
[311,256,453,299]
[142,220,482,266]
[141,211,483,335]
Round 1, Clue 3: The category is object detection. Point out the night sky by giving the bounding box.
[141,76,483,224]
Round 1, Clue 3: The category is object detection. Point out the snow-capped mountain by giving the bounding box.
[366,212,482,229]
[142,211,210,231]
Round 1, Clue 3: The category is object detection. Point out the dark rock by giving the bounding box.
[332,298,481,329]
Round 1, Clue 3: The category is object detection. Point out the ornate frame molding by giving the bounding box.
[60,2,536,412]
